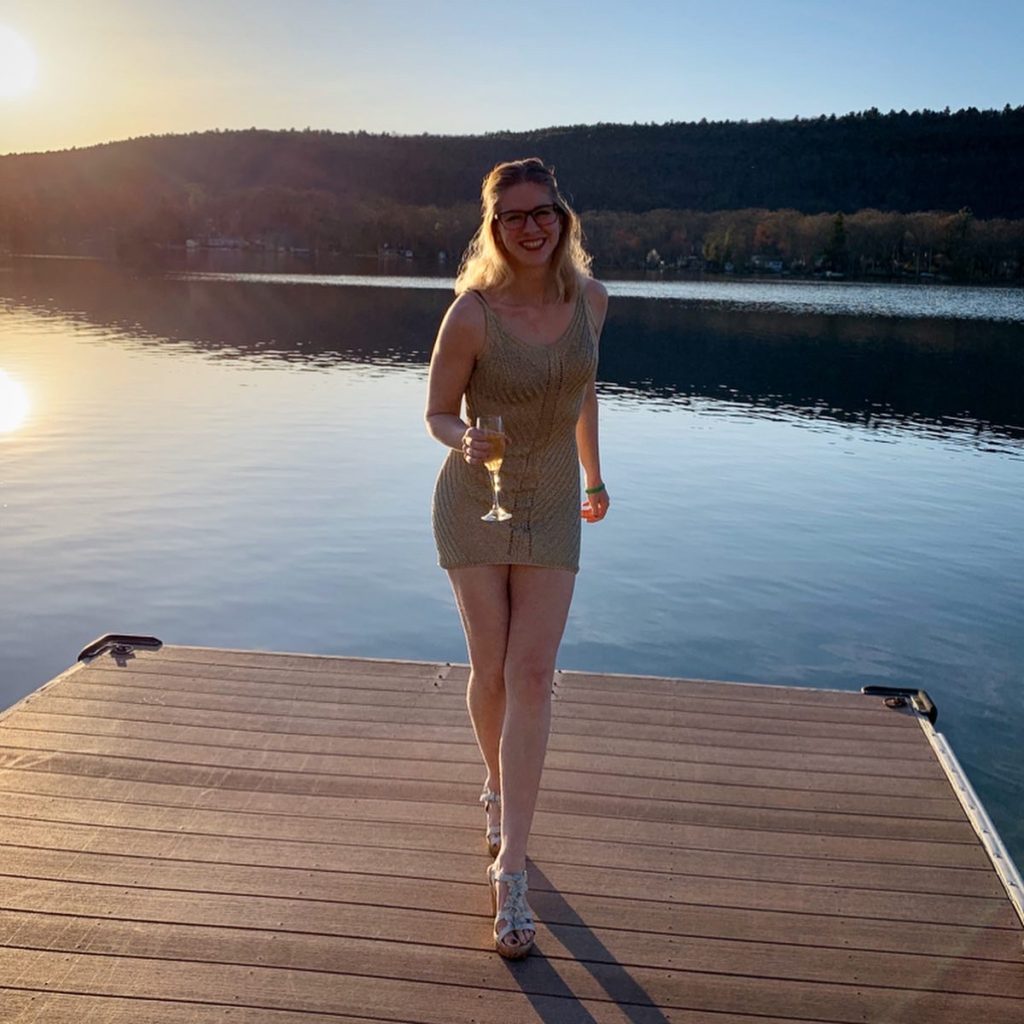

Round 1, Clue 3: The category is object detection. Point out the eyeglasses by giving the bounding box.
[494,204,562,231]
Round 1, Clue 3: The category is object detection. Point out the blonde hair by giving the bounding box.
[454,157,592,301]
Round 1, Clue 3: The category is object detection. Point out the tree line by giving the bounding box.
[1,106,1022,281]
[584,206,1022,281]
[1,185,1019,282]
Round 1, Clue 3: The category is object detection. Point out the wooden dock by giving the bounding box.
[0,639,1021,1023]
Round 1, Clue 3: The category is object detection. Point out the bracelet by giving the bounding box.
[585,483,606,495]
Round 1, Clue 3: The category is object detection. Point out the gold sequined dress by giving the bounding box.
[432,288,598,573]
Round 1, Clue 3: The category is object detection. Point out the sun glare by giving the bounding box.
[0,370,31,434]
[0,25,37,99]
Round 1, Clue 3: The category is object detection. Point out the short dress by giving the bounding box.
[432,287,598,573]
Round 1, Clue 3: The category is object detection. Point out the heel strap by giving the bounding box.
[479,789,501,807]
[491,866,527,887]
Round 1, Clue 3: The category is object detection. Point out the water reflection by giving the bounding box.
[0,368,31,434]
[2,258,1023,451]
[599,302,1024,449]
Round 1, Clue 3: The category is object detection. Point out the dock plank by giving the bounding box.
[3,906,1023,1000]
[7,692,959,795]
[0,713,967,818]
[2,945,1022,1024]
[0,709,942,769]
[4,879,1024,997]
[28,672,928,727]
[47,666,936,754]
[15,680,954,775]
[2,847,1019,961]
[0,814,1012,926]
[16,688,931,739]
[0,788,1000,894]
[0,767,994,871]
[1,645,1020,1024]
[0,992,386,1024]
[0,741,978,844]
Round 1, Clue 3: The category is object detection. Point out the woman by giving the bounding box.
[424,157,609,959]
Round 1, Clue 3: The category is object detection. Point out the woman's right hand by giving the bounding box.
[460,426,493,465]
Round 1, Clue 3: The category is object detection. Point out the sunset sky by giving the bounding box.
[0,0,1021,156]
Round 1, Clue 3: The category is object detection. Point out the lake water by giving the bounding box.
[1,256,1022,866]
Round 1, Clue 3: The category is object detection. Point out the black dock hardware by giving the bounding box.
[861,684,937,725]
[78,633,163,662]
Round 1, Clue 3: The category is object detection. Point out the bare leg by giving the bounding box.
[496,565,576,948]
[448,566,511,840]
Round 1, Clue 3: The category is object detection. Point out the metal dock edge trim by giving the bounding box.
[918,716,1024,931]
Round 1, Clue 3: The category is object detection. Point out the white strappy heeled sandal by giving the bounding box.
[479,789,501,857]
[486,863,535,959]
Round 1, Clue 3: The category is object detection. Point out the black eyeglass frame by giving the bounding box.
[493,204,564,230]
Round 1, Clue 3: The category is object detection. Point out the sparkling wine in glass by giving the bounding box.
[477,415,512,522]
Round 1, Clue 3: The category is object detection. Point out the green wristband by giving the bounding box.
[585,483,606,495]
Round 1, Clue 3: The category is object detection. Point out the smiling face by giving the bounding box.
[492,181,563,272]
[456,156,588,302]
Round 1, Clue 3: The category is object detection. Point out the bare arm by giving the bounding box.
[576,379,602,486]
[424,294,492,464]
[577,279,610,522]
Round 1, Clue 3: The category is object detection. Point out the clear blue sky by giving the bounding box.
[0,0,1021,154]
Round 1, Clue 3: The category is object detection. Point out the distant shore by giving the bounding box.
[5,200,1023,287]
[5,248,1023,291]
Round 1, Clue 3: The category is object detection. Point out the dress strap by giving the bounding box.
[578,281,597,337]
[467,289,496,356]
[468,288,498,326]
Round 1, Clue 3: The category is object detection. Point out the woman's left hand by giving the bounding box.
[581,485,610,523]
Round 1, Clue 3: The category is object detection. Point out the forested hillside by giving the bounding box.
[1,106,1022,280]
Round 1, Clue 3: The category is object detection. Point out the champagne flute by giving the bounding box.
[477,415,512,522]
